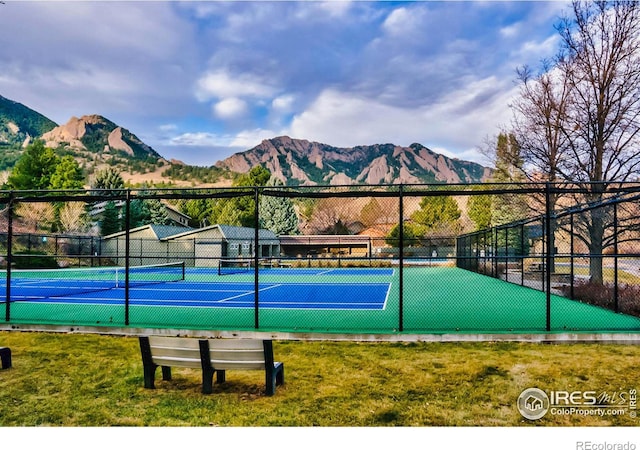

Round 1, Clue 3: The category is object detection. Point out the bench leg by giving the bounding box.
[0,348,11,369]
[139,336,158,389]
[265,363,284,396]
[142,364,156,389]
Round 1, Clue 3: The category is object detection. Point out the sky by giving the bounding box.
[0,0,572,167]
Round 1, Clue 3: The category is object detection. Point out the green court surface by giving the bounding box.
[3,266,640,335]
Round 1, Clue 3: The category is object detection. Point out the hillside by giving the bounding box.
[40,114,169,177]
[0,95,492,188]
[0,94,230,186]
[217,136,491,186]
[0,95,58,170]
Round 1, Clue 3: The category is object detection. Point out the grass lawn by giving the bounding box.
[1,331,639,427]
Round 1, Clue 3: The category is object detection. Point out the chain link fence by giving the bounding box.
[1,183,639,335]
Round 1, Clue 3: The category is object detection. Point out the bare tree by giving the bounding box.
[512,1,640,284]
[512,62,574,270]
[558,0,640,284]
[15,202,55,232]
[59,202,89,233]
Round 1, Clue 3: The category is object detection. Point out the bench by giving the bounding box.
[0,347,11,369]
[199,338,284,396]
[139,336,284,396]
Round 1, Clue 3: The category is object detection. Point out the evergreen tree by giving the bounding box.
[209,166,272,227]
[91,167,125,192]
[179,198,211,227]
[100,200,121,236]
[491,133,528,227]
[49,155,84,190]
[259,178,299,235]
[7,140,58,190]
[490,133,529,256]
[467,193,492,230]
[146,199,171,225]
[128,199,148,228]
[385,222,424,247]
[411,195,462,235]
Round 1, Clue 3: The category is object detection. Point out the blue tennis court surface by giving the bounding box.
[200,267,395,276]
[4,280,392,310]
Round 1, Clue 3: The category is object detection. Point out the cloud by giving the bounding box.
[0,1,570,168]
[169,132,224,147]
[382,6,426,36]
[213,97,248,119]
[230,128,282,149]
[195,71,276,102]
[272,94,296,113]
[287,80,517,165]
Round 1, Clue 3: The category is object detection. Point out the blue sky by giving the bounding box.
[0,1,571,166]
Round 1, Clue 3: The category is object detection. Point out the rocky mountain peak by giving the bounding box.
[216,136,491,186]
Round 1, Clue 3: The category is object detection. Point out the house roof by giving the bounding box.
[103,223,278,242]
[150,224,195,240]
[103,224,193,240]
[218,224,278,241]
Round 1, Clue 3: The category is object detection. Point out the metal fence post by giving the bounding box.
[124,189,131,326]
[398,184,404,332]
[614,202,619,313]
[254,187,260,330]
[4,192,13,322]
[545,183,552,332]
[520,223,525,287]
[570,212,575,300]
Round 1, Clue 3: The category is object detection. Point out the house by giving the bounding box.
[279,234,372,258]
[89,200,191,227]
[101,224,280,267]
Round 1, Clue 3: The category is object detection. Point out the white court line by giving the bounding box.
[216,283,283,303]
[315,269,336,275]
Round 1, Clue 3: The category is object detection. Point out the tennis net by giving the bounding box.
[4,261,185,300]
[217,258,255,276]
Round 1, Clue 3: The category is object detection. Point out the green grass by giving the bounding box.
[1,331,639,426]
[555,266,640,285]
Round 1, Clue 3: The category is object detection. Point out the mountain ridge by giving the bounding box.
[216,136,491,185]
[0,94,491,186]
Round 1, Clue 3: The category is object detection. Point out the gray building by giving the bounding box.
[102,224,280,267]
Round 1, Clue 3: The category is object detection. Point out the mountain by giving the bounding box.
[39,114,175,182]
[0,95,58,170]
[42,114,163,161]
[216,136,491,185]
[0,95,491,187]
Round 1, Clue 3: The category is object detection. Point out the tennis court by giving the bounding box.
[2,264,640,334]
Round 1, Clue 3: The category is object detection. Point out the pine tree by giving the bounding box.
[259,178,299,235]
[91,167,124,192]
[146,199,170,225]
[100,200,121,236]
[49,155,85,190]
[7,140,58,190]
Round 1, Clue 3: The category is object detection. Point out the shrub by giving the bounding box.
[12,251,58,269]
[560,281,640,318]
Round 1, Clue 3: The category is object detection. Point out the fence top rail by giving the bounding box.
[0,182,640,203]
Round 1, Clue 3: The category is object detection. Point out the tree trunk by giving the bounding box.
[588,210,605,285]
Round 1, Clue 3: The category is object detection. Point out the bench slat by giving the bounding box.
[206,340,264,350]
[152,356,202,369]
[148,336,200,349]
[208,349,265,362]
[208,360,266,370]
[150,347,201,359]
